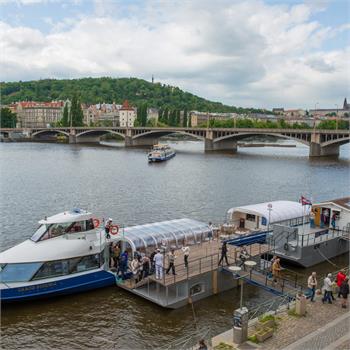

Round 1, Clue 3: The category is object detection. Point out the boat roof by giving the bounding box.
[227,200,309,224]
[0,235,101,264]
[111,218,210,252]
[38,208,93,224]
[313,197,350,211]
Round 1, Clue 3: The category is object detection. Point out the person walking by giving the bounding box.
[218,242,229,266]
[153,249,164,280]
[336,270,347,298]
[272,257,281,285]
[166,249,176,275]
[339,277,349,308]
[182,245,190,269]
[322,273,333,304]
[307,272,317,302]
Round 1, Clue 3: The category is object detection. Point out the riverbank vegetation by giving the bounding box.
[0,108,17,128]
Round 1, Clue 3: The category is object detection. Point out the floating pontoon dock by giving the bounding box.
[109,219,269,309]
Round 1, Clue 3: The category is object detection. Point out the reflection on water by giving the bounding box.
[0,141,349,349]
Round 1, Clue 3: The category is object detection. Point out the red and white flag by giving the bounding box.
[300,196,312,206]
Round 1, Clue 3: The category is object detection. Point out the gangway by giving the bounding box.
[223,265,306,299]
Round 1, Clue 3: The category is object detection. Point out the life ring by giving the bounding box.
[110,225,119,235]
[93,218,100,228]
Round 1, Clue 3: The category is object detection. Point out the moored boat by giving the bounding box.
[148,144,176,162]
[0,209,115,303]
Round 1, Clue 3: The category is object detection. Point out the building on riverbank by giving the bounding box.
[11,101,65,128]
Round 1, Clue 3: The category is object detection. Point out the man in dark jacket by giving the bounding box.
[339,277,349,309]
[218,242,229,266]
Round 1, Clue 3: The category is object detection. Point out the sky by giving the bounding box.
[0,0,349,109]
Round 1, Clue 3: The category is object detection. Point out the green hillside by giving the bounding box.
[0,77,269,114]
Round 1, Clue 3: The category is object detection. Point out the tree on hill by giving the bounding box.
[163,107,169,125]
[0,108,17,128]
[183,108,188,127]
[0,77,274,115]
[61,102,69,127]
[70,93,84,126]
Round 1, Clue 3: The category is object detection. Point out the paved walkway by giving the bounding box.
[211,294,349,350]
[260,295,349,350]
[283,312,349,350]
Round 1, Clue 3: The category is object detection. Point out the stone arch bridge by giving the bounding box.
[1,127,349,157]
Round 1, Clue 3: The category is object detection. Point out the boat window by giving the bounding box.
[70,254,100,273]
[32,254,101,280]
[31,225,48,242]
[86,219,94,231]
[39,221,87,240]
[0,262,42,282]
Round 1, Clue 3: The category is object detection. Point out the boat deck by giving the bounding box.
[119,239,269,289]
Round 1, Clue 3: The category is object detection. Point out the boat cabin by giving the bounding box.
[31,208,96,242]
[311,197,350,230]
[226,200,310,234]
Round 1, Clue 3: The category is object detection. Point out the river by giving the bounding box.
[1,141,349,349]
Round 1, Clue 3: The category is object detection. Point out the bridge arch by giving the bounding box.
[132,129,205,141]
[32,129,70,138]
[321,136,350,148]
[214,132,311,146]
[76,129,126,139]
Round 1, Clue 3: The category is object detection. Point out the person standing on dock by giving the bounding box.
[154,249,164,280]
[166,249,176,275]
[218,242,229,266]
[208,222,214,241]
[239,246,249,270]
[322,273,334,304]
[272,257,281,285]
[307,272,317,302]
[339,277,349,308]
[182,245,190,269]
[336,270,347,297]
[309,210,315,228]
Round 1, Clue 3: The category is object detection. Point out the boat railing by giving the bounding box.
[300,227,350,247]
[250,261,306,294]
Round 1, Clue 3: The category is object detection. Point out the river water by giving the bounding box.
[1,141,349,349]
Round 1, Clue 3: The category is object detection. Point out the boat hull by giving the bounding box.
[1,269,115,303]
[148,152,176,162]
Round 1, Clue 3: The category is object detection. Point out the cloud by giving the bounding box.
[0,0,349,109]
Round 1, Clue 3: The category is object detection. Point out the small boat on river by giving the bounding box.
[0,209,116,303]
[148,144,176,162]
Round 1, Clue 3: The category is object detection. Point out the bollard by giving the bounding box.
[295,292,307,316]
[233,307,249,344]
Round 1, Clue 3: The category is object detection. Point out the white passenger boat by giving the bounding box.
[148,144,176,162]
[0,209,116,303]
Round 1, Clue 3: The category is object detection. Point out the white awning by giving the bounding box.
[227,200,310,225]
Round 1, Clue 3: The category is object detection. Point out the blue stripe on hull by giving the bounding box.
[148,153,176,162]
[1,270,115,303]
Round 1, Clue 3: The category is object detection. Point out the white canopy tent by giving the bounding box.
[227,200,310,230]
